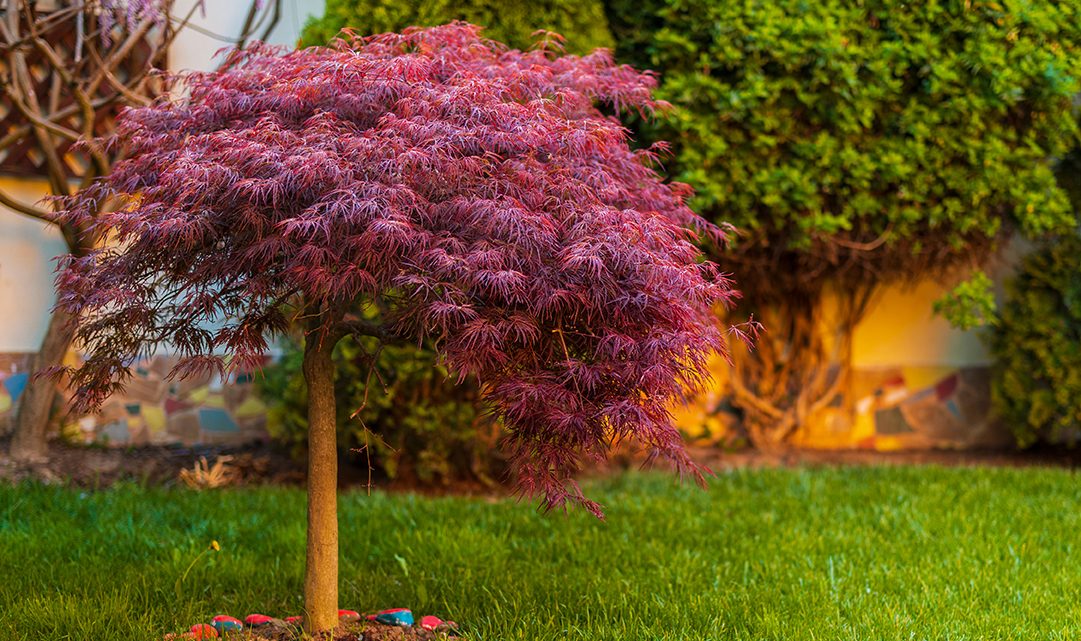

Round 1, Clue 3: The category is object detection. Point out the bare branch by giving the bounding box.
[0,186,57,225]
[338,317,395,342]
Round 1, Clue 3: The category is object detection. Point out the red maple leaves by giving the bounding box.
[56,23,746,512]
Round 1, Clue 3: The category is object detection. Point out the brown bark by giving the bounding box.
[8,305,75,463]
[302,333,340,636]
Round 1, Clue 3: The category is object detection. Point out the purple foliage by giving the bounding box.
[56,23,745,513]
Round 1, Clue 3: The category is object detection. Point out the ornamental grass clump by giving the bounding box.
[53,23,745,635]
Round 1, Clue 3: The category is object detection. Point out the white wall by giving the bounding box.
[170,0,325,73]
[0,0,325,352]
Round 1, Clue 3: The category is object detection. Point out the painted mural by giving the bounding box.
[2,351,1010,451]
[670,355,1012,450]
[0,353,268,447]
[794,366,1012,450]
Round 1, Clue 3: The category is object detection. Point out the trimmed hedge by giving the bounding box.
[606,0,1081,257]
[302,0,613,52]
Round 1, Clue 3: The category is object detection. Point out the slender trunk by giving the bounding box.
[9,225,93,463]
[302,335,339,636]
[9,306,76,463]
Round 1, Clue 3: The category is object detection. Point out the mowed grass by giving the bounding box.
[2,466,1081,640]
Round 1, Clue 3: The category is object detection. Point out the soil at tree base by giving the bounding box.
[179,621,456,641]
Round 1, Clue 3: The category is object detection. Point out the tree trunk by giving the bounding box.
[728,288,873,450]
[302,335,339,636]
[8,306,76,463]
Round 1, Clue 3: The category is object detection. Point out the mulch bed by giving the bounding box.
[3,433,1081,492]
[0,436,499,494]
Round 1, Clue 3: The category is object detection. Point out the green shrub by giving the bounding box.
[259,334,503,486]
[608,0,1080,243]
[605,0,1081,446]
[302,0,614,52]
[990,235,1081,447]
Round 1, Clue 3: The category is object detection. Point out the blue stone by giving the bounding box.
[374,609,414,627]
[211,619,244,633]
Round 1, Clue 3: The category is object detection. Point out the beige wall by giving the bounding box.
[852,280,990,369]
[0,178,66,352]
[170,0,325,73]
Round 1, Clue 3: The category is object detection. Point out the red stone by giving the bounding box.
[244,614,273,626]
[338,609,361,621]
[211,616,242,625]
[189,624,218,639]
[420,615,444,630]
[284,616,303,624]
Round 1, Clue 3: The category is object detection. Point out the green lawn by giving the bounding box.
[2,466,1080,640]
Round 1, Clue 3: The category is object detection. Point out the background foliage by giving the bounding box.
[989,234,1081,447]
[302,0,614,52]
[604,0,1081,445]
[606,0,1081,274]
[259,335,503,486]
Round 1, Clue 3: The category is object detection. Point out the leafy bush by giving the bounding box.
[302,0,613,52]
[259,334,503,486]
[990,235,1081,447]
[606,0,1081,446]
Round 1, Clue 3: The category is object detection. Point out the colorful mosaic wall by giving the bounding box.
[793,366,1012,450]
[672,357,1012,450]
[0,354,33,434]
[0,353,269,447]
[3,350,1011,451]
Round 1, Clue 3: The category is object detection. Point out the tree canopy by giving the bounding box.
[56,23,741,512]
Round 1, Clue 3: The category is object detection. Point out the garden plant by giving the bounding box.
[53,23,745,636]
[987,234,1081,447]
[605,0,1081,447]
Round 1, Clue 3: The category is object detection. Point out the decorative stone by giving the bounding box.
[189,623,218,639]
[244,614,274,626]
[369,608,413,627]
[210,616,243,633]
[419,615,444,631]
[338,609,361,622]
[284,616,303,625]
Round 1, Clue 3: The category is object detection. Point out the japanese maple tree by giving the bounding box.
[55,23,744,635]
